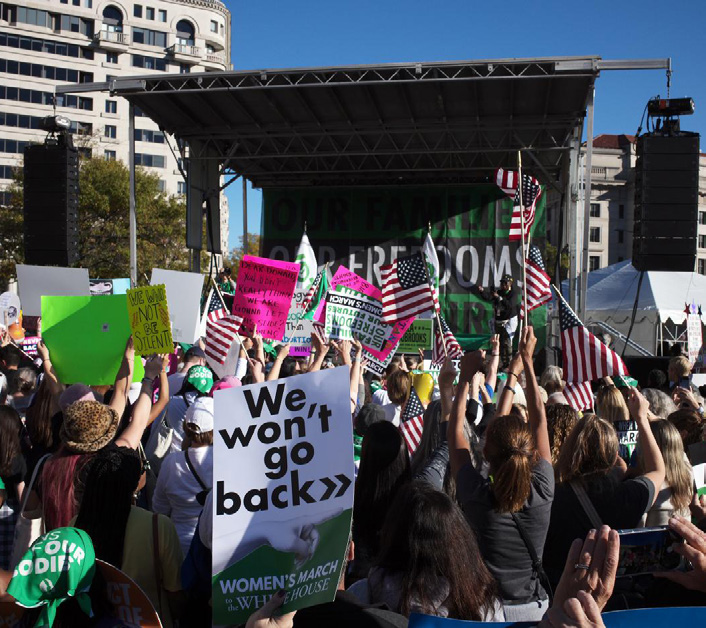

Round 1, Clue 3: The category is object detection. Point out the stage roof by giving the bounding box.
[65,56,606,187]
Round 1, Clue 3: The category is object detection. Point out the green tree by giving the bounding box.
[224,232,261,279]
[0,156,204,287]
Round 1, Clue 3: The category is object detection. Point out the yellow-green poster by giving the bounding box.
[126,284,173,355]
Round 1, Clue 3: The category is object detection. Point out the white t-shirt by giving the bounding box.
[371,389,401,426]
[153,446,213,557]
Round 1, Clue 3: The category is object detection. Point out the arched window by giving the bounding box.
[102,5,123,33]
[175,19,194,46]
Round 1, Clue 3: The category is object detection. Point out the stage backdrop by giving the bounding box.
[260,185,546,345]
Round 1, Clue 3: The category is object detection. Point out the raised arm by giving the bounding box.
[307,329,328,373]
[627,388,666,503]
[267,343,291,381]
[495,351,524,419]
[438,358,457,425]
[448,350,485,479]
[248,327,265,383]
[115,355,163,450]
[36,340,64,401]
[348,338,363,411]
[519,326,551,463]
[148,355,170,424]
[485,333,501,391]
[109,336,135,419]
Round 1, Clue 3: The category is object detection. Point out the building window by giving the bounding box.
[72,0,80,6]
[132,54,167,71]
[210,20,218,32]
[700,211,706,226]
[85,0,93,7]
[104,125,116,139]
[619,204,625,220]
[700,235,706,249]
[179,64,190,74]
[699,259,706,275]
[176,20,195,46]
[589,256,601,271]
[133,4,142,17]
[101,6,123,33]
[177,181,186,195]
[617,230,624,244]
[105,99,117,114]
[135,153,165,168]
[589,227,601,243]
[157,179,166,192]
[589,203,600,218]
[106,51,118,63]
[146,7,155,20]
[17,7,53,29]
[0,59,93,83]
[132,27,167,48]
[104,150,116,160]
[0,33,94,60]
[158,9,166,22]
[134,129,165,143]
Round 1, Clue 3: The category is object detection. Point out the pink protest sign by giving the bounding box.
[313,266,381,325]
[232,255,300,340]
[366,316,415,361]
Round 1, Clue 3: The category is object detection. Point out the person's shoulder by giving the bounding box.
[530,458,555,498]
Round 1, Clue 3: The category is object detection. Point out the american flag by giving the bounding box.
[432,315,464,366]
[381,253,439,324]
[564,381,594,412]
[496,168,519,199]
[399,387,425,455]
[509,174,541,242]
[559,297,628,383]
[520,245,552,318]
[205,308,243,365]
[203,288,225,318]
[301,266,329,320]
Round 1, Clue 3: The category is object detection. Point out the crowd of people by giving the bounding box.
[1,302,706,627]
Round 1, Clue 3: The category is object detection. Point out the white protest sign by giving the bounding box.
[0,292,21,326]
[212,367,354,626]
[150,268,204,343]
[16,264,90,316]
[324,286,390,350]
[283,291,314,357]
[687,307,703,366]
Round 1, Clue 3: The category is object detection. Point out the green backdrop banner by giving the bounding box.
[42,295,144,385]
[261,185,547,344]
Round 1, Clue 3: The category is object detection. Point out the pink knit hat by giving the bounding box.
[59,384,97,412]
[210,376,241,395]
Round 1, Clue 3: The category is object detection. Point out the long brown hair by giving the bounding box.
[640,420,693,512]
[545,404,579,466]
[556,415,618,483]
[374,481,499,619]
[483,415,538,513]
[0,406,22,478]
[25,378,58,450]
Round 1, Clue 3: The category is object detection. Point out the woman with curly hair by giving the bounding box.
[545,404,579,467]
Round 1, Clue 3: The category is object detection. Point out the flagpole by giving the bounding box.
[421,250,447,356]
[518,151,529,326]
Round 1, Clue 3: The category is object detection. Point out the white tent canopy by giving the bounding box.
[575,261,706,356]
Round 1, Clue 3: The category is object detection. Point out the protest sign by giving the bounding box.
[212,367,354,626]
[324,286,389,350]
[232,255,299,341]
[687,304,703,366]
[97,560,162,628]
[615,420,639,462]
[397,319,433,353]
[90,278,131,295]
[16,265,90,317]
[41,295,144,385]
[19,336,40,358]
[0,292,21,326]
[126,284,173,355]
[283,292,314,357]
[151,269,204,343]
[313,265,380,326]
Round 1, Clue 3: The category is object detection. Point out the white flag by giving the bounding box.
[421,232,440,320]
[294,231,318,293]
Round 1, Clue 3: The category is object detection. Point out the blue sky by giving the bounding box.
[222,0,705,251]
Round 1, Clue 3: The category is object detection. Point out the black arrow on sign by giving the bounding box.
[319,476,337,501]
[335,474,351,497]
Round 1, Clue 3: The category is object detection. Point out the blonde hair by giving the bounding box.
[640,420,693,512]
[556,415,619,483]
[596,385,630,423]
[540,366,564,395]
[669,356,691,380]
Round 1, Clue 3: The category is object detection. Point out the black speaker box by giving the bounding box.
[23,142,80,266]
[632,132,699,272]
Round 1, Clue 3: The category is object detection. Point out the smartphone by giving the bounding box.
[616,527,683,577]
[678,376,692,390]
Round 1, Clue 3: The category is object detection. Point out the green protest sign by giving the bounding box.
[42,295,144,385]
[397,319,433,353]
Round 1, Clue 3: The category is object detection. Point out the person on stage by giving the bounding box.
[472,275,519,369]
